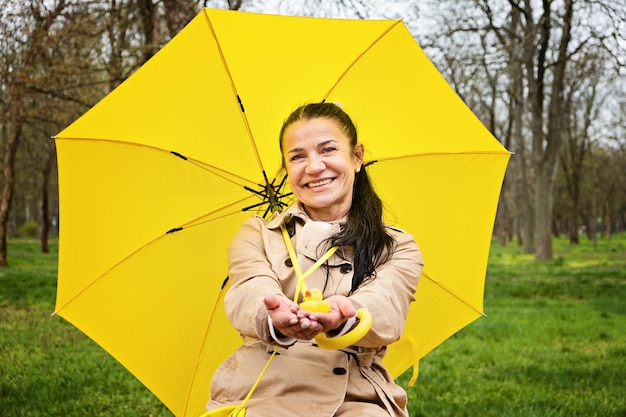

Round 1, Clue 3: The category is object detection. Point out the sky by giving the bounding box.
[204,0,428,39]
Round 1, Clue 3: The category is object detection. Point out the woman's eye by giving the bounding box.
[290,154,305,162]
[321,146,336,154]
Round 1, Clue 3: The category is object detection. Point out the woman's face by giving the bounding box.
[282,117,363,222]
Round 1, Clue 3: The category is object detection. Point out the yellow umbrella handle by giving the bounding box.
[300,290,372,350]
[314,307,372,350]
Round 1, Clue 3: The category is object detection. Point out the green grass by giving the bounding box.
[0,240,172,417]
[1,235,625,416]
[401,234,626,417]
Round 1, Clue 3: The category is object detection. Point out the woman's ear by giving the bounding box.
[354,143,364,171]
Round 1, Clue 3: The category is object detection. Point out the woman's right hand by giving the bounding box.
[264,293,322,340]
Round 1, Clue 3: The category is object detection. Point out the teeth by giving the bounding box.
[308,178,332,188]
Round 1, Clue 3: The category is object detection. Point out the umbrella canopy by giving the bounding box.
[54,8,510,417]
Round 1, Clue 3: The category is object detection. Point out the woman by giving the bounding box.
[207,102,423,416]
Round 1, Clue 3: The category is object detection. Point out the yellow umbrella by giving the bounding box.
[53,8,510,417]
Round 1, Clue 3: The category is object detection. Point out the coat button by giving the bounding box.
[284,258,293,267]
[333,367,347,375]
[340,264,352,274]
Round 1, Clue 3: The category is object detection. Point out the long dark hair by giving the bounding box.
[279,102,395,293]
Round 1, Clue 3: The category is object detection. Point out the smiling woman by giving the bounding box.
[281,107,364,222]
[205,102,424,417]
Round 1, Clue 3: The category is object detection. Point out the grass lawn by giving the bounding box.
[403,234,626,417]
[1,234,625,416]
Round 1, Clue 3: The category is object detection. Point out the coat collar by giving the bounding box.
[265,201,348,230]
[264,202,351,265]
[264,201,309,230]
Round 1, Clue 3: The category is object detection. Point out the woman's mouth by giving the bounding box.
[307,178,333,188]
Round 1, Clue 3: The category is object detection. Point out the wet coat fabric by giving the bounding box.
[206,202,423,416]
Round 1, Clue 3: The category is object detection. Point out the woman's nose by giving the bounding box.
[305,156,325,174]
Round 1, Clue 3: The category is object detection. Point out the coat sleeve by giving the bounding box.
[348,230,423,348]
[224,216,283,343]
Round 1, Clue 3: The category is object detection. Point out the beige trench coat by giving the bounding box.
[207,203,423,417]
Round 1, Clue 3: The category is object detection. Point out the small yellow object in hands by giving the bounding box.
[297,287,373,350]
[299,288,331,313]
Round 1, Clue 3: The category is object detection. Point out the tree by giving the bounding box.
[504,5,534,252]
[0,0,74,266]
[423,0,626,258]
[516,0,574,260]
[558,50,607,243]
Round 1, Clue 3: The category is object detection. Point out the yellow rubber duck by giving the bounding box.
[299,288,331,313]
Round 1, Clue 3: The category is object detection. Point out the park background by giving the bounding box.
[1,0,625,416]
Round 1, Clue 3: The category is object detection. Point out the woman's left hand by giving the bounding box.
[265,293,322,340]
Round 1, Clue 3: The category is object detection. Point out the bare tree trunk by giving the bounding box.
[491,3,534,252]
[604,200,612,239]
[509,28,534,253]
[567,218,580,243]
[163,0,198,37]
[0,117,22,267]
[137,0,160,62]
[520,0,573,260]
[534,174,555,259]
[536,0,573,259]
[517,161,534,252]
[39,144,53,253]
[590,152,598,247]
[519,0,549,258]
[106,1,133,89]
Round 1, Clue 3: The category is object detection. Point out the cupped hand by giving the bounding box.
[264,293,321,340]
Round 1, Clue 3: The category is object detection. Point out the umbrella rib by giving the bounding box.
[421,271,486,317]
[55,136,260,189]
[322,19,404,100]
[372,149,513,162]
[181,276,229,417]
[174,194,284,231]
[202,9,265,174]
[179,153,260,189]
